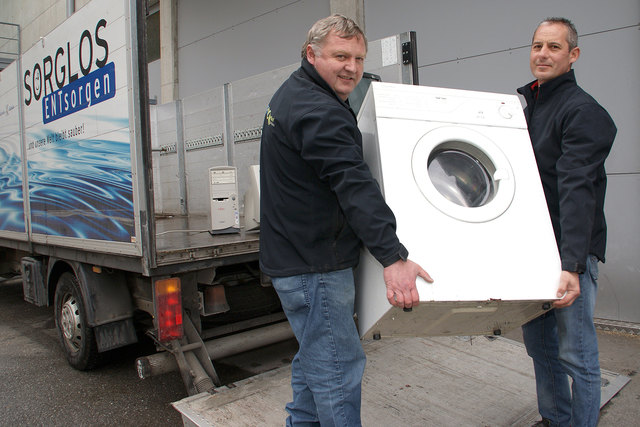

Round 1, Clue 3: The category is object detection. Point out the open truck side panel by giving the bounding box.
[20,0,143,256]
[0,59,25,239]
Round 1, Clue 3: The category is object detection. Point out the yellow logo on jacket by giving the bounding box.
[266,106,275,127]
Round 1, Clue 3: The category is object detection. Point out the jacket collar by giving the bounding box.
[300,57,353,110]
[518,69,577,104]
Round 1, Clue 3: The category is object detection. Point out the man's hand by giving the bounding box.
[383,259,433,309]
[553,270,580,308]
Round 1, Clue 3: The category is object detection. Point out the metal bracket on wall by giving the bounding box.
[234,127,262,144]
[158,134,224,155]
[402,41,413,65]
[401,31,419,85]
[185,135,224,151]
[158,144,177,155]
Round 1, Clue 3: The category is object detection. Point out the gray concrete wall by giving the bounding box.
[363,0,640,323]
[171,0,330,99]
[3,0,637,323]
[0,0,92,53]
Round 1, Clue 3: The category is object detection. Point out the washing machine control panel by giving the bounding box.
[371,82,527,129]
[498,104,514,119]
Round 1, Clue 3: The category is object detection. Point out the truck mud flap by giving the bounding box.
[95,318,138,352]
[21,257,47,306]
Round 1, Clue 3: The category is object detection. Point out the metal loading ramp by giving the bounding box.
[172,336,629,426]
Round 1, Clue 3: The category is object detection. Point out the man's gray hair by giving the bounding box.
[536,17,579,50]
[301,14,367,59]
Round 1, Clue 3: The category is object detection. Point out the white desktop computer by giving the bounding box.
[208,166,240,233]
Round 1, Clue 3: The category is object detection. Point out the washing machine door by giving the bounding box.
[412,126,515,222]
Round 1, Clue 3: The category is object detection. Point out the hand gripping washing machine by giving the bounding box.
[355,82,561,339]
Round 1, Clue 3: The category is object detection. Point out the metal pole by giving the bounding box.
[66,0,75,18]
[136,320,294,379]
[13,23,33,252]
[223,83,234,166]
[175,99,188,215]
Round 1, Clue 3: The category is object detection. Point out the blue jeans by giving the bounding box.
[522,255,601,427]
[272,268,366,427]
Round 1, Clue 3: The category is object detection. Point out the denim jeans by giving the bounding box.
[522,255,601,427]
[272,268,366,427]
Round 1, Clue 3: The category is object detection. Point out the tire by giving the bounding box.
[54,272,100,370]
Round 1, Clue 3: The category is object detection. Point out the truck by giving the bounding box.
[0,0,418,395]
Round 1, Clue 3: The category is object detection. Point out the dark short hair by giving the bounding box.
[536,17,578,50]
[301,14,367,59]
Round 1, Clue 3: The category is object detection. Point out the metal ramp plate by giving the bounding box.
[172,336,629,426]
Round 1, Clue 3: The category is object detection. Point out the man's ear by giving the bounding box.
[306,45,317,65]
[569,46,580,65]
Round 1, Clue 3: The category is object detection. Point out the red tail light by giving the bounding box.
[154,278,183,342]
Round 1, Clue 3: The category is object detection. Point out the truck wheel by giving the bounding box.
[54,272,100,370]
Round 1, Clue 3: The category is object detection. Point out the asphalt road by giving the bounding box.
[0,279,186,425]
[2,275,638,426]
[0,278,297,426]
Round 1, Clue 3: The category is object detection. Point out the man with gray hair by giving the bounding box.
[518,17,616,427]
[260,14,432,426]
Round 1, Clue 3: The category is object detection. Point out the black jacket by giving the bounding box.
[259,58,407,277]
[517,70,616,273]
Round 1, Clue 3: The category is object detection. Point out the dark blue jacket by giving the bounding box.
[518,70,616,273]
[259,58,407,277]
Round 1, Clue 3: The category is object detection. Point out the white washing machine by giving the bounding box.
[355,82,561,338]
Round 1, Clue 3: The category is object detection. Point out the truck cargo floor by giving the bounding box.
[172,336,629,426]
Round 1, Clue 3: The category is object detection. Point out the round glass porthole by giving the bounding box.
[427,145,495,208]
[412,126,515,223]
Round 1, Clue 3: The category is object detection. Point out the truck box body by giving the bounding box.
[16,0,139,253]
[0,0,419,395]
[1,0,145,259]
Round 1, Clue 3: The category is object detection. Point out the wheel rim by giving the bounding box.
[60,292,82,353]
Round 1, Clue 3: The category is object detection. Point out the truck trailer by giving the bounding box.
[0,0,417,395]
